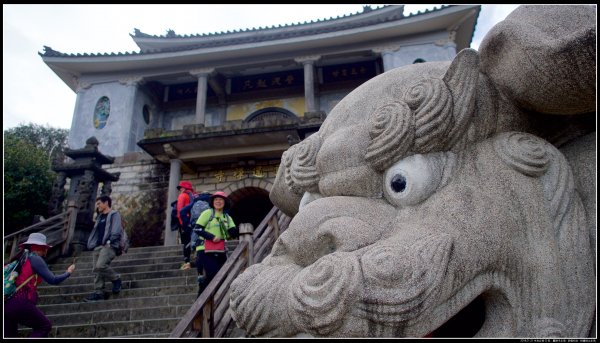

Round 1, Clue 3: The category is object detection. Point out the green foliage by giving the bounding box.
[3,135,55,234]
[4,123,69,165]
[4,123,69,234]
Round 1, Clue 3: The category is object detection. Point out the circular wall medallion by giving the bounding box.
[93,96,110,129]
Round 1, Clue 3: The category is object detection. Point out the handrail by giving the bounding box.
[3,201,78,261]
[170,206,291,338]
[170,240,250,337]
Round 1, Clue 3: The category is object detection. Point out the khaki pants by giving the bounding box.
[92,245,119,293]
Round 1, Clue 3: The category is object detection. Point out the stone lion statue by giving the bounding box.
[230,5,596,338]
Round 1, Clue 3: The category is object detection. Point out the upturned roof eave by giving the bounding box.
[130,5,405,52]
[41,5,480,92]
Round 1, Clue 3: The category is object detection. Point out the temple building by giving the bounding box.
[40,5,481,246]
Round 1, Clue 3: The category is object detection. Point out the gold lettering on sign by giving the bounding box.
[285,75,295,85]
[243,80,253,90]
[214,170,225,182]
[271,77,282,86]
[253,166,265,178]
[256,79,268,88]
[233,168,245,180]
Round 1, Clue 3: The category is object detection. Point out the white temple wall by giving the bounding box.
[68,81,135,157]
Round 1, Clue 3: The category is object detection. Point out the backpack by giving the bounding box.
[4,251,35,300]
[170,191,193,232]
[189,196,211,228]
[115,215,130,256]
[170,200,179,231]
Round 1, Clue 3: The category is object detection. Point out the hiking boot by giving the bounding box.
[83,292,104,302]
[112,278,122,294]
[180,262,191,270]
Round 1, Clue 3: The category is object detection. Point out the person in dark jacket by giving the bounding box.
[4,232,75,337]
[83,195,123,302]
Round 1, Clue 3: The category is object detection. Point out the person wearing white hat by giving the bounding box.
[4,232,76,337]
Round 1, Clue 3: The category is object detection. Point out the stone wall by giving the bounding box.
[102,152,169,247]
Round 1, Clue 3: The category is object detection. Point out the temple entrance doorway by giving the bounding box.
[228,187,273,230]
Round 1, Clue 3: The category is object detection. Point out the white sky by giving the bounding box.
[2,4,520,131]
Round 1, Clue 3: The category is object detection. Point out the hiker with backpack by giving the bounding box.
[4,232,76,337]
[83,195,123,302]
[192,191,239,296]
[181,191,212,281]
[175,181,195,270]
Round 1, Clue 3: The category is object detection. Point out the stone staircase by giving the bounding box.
[18,244,203,338]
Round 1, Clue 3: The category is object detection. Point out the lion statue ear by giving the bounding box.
[442,48,479,150]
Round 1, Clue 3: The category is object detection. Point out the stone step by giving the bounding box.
[53,248,184,265]
[43,304,191,326]
[17,240,242,338]
[22,317,182,338]
[38,292,197,315]
[49,259,191,278]
[46,266,197,286]
[39,282,198,305]
[38,273,197,296]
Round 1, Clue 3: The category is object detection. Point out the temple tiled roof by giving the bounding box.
[39,5,458,58]
[132,5,395,39]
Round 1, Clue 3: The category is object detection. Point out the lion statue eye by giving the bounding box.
[390,174,407,193]
[383,152,454,207]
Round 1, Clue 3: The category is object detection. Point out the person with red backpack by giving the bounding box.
[176,181,195,270]
[4,233,76,337]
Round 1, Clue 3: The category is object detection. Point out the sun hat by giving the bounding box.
[19,232,52,248]
[177,181,194,191]
[209,191,231,211]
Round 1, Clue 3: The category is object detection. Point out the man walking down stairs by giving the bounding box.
[18,245,200,338]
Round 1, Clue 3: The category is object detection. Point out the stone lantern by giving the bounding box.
[48,136,120,255]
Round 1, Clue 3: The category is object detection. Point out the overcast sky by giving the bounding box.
[3,4,520,131]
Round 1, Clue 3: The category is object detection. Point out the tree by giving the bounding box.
[4,123,69,165]
[3,123,69,235]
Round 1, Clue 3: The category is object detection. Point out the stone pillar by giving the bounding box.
[372,45,400,72]
[71,169,99,255]
[165,159,182,246]
[118,76,145,152]
[295,56,321,113]
[190,68,215,126]
[68,78,91,148]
